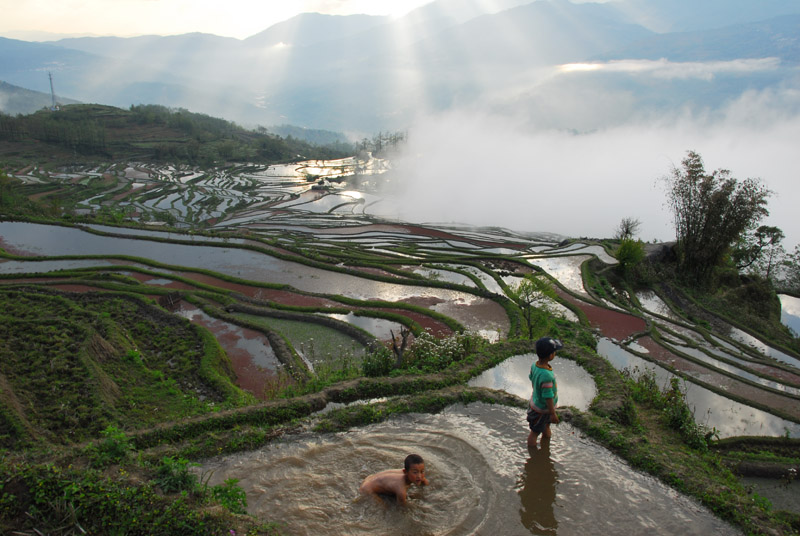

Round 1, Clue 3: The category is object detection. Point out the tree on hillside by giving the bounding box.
[781,245,800,293]
[733,225,786,280]
[614,217,641,241]
[511,272,556,340]
[662,151,772,284]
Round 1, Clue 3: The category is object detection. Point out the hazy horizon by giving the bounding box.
[2,0,798,250]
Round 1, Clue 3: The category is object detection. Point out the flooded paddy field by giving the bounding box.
[3,156,800,533]
[196,404,740,536]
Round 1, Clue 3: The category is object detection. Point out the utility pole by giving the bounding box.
[48,72,57,110]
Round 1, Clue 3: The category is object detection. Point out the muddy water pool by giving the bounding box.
[196,403,740,535]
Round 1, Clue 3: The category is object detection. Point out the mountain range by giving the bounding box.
[1,0,799,135]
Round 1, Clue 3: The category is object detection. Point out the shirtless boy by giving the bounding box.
[359,453,429,504]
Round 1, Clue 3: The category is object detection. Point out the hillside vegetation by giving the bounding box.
[0,104,351,166]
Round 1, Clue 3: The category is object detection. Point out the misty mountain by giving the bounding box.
[611,0,800,33]
[244,13,388,48]
[597,15,800,63]
[2,0,800,133]
[0,80,81,115]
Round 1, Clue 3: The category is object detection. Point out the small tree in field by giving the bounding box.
[662,151,772,284]
[512,272,556,339]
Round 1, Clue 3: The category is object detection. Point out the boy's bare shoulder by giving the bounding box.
[360,469,406,494]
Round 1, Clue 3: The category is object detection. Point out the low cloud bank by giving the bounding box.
[375,88,800,250]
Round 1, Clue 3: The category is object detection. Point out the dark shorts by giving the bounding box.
[527,408,551,434]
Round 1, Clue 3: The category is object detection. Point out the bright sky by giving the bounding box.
[0,0,434,41]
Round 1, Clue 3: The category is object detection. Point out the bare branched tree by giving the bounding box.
[614,217,641,241]
[390,326,411,367]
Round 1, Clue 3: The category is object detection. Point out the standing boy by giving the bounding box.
[359,453,429,505]
[527,337,562,448]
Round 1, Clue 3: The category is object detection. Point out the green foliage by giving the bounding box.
[625,369,713,451]
[510,272,556,340]
[155,456,198,493]
[614,238,645,276]
[0,171,45,216]
[0,103,351,165]
[362,345,394,377]
[89,426,132,468]
[733,225,785,278]
[0,287,244,445]
[0,462,246,535]
[662,150,772,284]
[778,244,800,294]
[398,331,486,374]
[209,478,248,515]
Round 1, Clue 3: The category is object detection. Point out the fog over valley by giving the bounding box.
[2,0,800,246]
[381,85,800,247]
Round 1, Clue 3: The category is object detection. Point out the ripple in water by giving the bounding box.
[196,404,740,535]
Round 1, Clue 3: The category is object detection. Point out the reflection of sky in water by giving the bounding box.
[780,294,800,336]
[597,338,800,438]
[544,242,587,253]
[668,345,800,395]
[175,304,280,370]
[321,312,400,340]
[725,324,800,369]
[456,264,504,294]
[525,255,589,297]
[544,243,618,265]
[468,355,596,411]
[278,193,365,213]
[196,404,739,536]
[412,266,476,287]
[84,224,247,243]
[636,291,684,321]
[0,259,116,272]
[0,222,485,312]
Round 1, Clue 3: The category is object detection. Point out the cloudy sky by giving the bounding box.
[0,0,434,40]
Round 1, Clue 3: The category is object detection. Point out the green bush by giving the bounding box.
[400,331,486,373]
[361,346,394,377]
[209,478,248,515]
[615,238,645,275]
[155,456,198,493]
[89,425,132,468]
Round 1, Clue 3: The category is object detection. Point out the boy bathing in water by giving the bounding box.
[527,337,562,448]
[359,453,429,505]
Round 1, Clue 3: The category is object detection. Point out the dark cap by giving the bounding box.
[535,337,563,358]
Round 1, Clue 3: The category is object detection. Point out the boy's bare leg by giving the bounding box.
[543,424,552,439]
[527,431,539,449]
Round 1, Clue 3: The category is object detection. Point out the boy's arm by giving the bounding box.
[546,397,559,424]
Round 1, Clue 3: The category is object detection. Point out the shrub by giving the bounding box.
[209,478,248,514]
[89,425,132,468]
[400,331,486,373]
[362,345,394,377]
[615,238,645,276]
[155,456,198,493]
